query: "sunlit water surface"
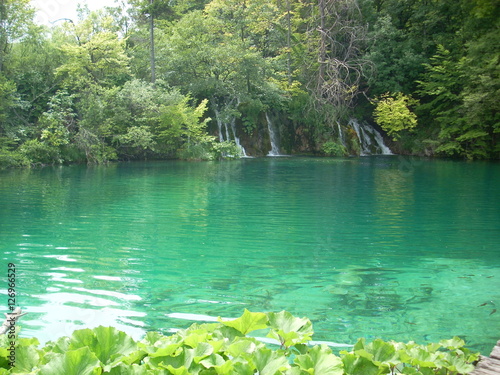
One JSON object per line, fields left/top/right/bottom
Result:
{"left": 1, "top": 157, "right": 499, "bottom": 353}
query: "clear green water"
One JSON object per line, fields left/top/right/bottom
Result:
{"left": 1, "top": 157, "right": 499, "bottom": 353}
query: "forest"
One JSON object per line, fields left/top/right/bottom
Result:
{"left": 0, "top": 0, "right": 498, "bottom": 166}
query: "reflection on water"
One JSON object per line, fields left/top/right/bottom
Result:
{"left": 0, "top": 158, "right": 499, "bottom": 353}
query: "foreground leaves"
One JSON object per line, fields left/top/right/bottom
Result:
{"left": 0, "top": 310, "right": 480, "bottom": 374}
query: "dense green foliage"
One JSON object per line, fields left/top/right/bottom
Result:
{"left": 0, "top": 0, "right": 498, "bottom": 167}
{"left": 1, "top": 310, "right": 479, "bottom": 374}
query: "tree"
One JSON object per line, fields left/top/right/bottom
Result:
{"left": 55, "top": 11, "right": 131, "bottom": 89}
{"left": 0, "top": 0, "right": 35, "bottom": 72}
{"left": 127, "top": 0, "right": 176, "bottom": 84}
{"left": 0, "top": 74, "right": 15, "bottom": 128}
{"left": 373, "top": 92, "right": 418, "bottom": 140}
{"left": 416, "top": 46, "right": 468, "bottom": 157}
{"left": 7, "top": 25, "right": 64, "bottom": 136}
{"left": 158, "top": 9, "right": 279, "bottom": 137}
{"left": 307, "top": 0, "right": 369, "bottom": 115}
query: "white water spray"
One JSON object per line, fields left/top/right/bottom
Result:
{"left": 349, "top": 119, "right": 392, "bottom": 155}
{"left": 230, "top": 117, "right": 247, "bottom": 157}
{"left": 265, "top": 113, "right": 281, "bottom": 156}
{"left": 213, "top": 101, "right": 249, "bottom": 157}
{"left": 337, "top": 121, "right": 345, "bottom": 146}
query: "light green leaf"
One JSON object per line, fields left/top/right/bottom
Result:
{"left": 439, "top": 337, "right": 465, "bottom": 350}
{"left": 151, "top": 348, "right": 195, "bottom": 371}
{"left": 342, "top": 353, "right": 380, "bottom": 375}
{"left": 164, "top": 365, "right": 190, "bottom": 375}
{"left": 401, "top": 367, "right": 423, "bottom": 374}
{"left": 368, "top": 339, "right": 399, "bottom": 365}
{"left": 192, "top": 342, "right": 213, "bottom": 363}
{"left": 405, "top": 347, "right": 438, "bottom": 368}
{"left": 446, "top": 356, "right": 475, "bottom": 373}
{"left": 210, "top": 357, "right": 235, "bottom": 374}
{"left": 183, "top": 332, "right": 210, "bottom": 348}
{"left": 140, "top": 331, "right": 165, "bottom": 347}
{"left": 106, "top": 363, "right": 153, "bottom": 375}
{"left": 232, "top": 358, "right": 256, "bottom": 374}
{"left": 294, "top": 345, "right": 343, "bottom": 375}
{"left": 252, "top": 347, "right": 290, "bottom": 375}
{"left": 39, "top": 347, "right": 102, "bottom": 375}
{"left": 267, "top": 311, "right": 313, "bottom": 347}
{"left": 199, "top": 353, "right": 226, "bottom": 367}
{"left": 68, "top": 328, "right": 98, "bottom": 351}
{"left": 227, "top": 337, "right": 260, "bottom": 357}
{"left": 219, "top": 309, "right": 268, "bottom": 335}
{"left": 11, "top": 345, "right": 40, "bottom": 373}
{"left": 92, "top": 326, "right": 138, "bottom": 365}
{"left": 147, "top": 343, "right": 182, "bottom": 358}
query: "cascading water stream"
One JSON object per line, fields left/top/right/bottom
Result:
{"left": 213, "top": 102, "right": 248, "bottom": 157}
{"left": 337, "top": 121, "right": 345, "bottom": 146}
{"left": 349, "top": 119, "right": 392, "bottom": 155}
{"left": 265, "top": 113, "right": 281, "bottom": 156}
{"left": 215, "top": 109, "right": 224, "bottom": 143}
{"left": 230, "top": 117, "right": 248, "bottom": 157}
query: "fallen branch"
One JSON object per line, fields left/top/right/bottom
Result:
{"left": 0, "top": 307, "right": 27, "bottom": 335}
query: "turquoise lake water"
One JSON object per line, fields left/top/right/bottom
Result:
{"left": 0, "top": 157, "right": 499, "bottom": 353}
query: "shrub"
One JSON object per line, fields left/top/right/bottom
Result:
{"left": 1, "top": 310, "right": 480, "bottom": 374}
{"left": 19, "top": 139, "right": 62, "bottom": 166}
{"left": 322, "top": 141, "right": 347, "bottom": 156}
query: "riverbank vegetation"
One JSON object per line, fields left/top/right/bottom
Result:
{"left": 0, "top": 0, "right": 498, "bottom": 167}
{"left": 1, "top": 310, "right": 480, "bottom": 374}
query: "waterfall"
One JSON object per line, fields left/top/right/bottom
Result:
{"left": 213, "top": 103, "right": 248, "bottom": 157}
{"left": 349, "top": 119, "right": 392, "bottom": 155}
{"left": 230, "top": 117, "right": 248, "bottom": 157}
{"left": 265, "top": 112, "right": 281, "bottom": 156}
{"left": 215, "top": 109, "right": 224, "bottom": 142}
{"left": 337, "top": 121, "right": 345, "bottom": 146}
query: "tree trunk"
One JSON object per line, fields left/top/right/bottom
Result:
{"left": 317, "top": 0, "right": 326, "bottom": 94}
{"left": 286, "top": 0, "right": 292, "bottom": 85}
{"left": 149, "top": 0, "right": 156, "bottom": 85}
{"left": 0, "top": 0, "right": 6, "bottom": 72}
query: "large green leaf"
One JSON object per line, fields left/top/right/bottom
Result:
{"left": 219, "top": 309, "right": 268, "bottom": 335}
{"left": 11, "top": 345, "right": 40, "bottom": 373}
{"left": 140, "top": 332, "right": 165, "bottom": 347}
{"left": 294, "top": 345, "right": 343, "bottom": 375}
{"left": 147, "top": 344, "right": 182, "bottom": 359}
{"left": 446, "top": 357, "right": 475, "bottom": 374}
{"left": 267, "top": 311, "right": 313, "bottom": 347}
{"left": 342, "top": 353, "right": 380, "bottom": 375}
{"left": 149, "top": 347, "right": 198, "bottom": 373}
{"left": 106, "top": 363, "right": 156, "bottom": 375}
{"left": 227, "top": 337, "right": 261, "bottom": 357}
{"left": 405, "top": 347, "right": 438, "bottom": 368}
{"left": 92, "top": 326, "right": 138, "bottom": 364}
{"left": 43, "top": 336, "right": 71, "bottom": 355}
{"left": 366, "top": 339, "right": 399, "bottom": 366}
{"left": 183, "top": 332, "right": 210, "bottom": 349}
{"left": 439, "top": 337, "right": 465, "bottom": 350}
{"left": 67, "top": 326, "right": 138, "bottom": 366}
{"left": 164, "top": 365, "right": 190, "bottom": 375}
{"left": 68, "top": 328, "right": 98, "bottom": 351}
{"left": 401, "top": 368, "right": 424, "bottom": 374}
{"left": 39, "top": 347, "right": 102, "bottom": 375}
{"left": 206, "top": 357, "right": 236, "bottom": 375}
{"left": 199, "top": 353, "right": 226, "bottom": 368}
{"left": 192, "top": 342, "right": 213, "bottom": 364}
{"left": 252, "top": 347, "right": 290, "bottom": 375}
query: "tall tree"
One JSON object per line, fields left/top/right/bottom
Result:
{"left": 127, "top": 0, "right": 175, "bottom": 84}
{"left": 307, "top": 0, "right": 369, "bottom": 117}
{"left": 0, "top": 0, "right": 34, "bottom": 72}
